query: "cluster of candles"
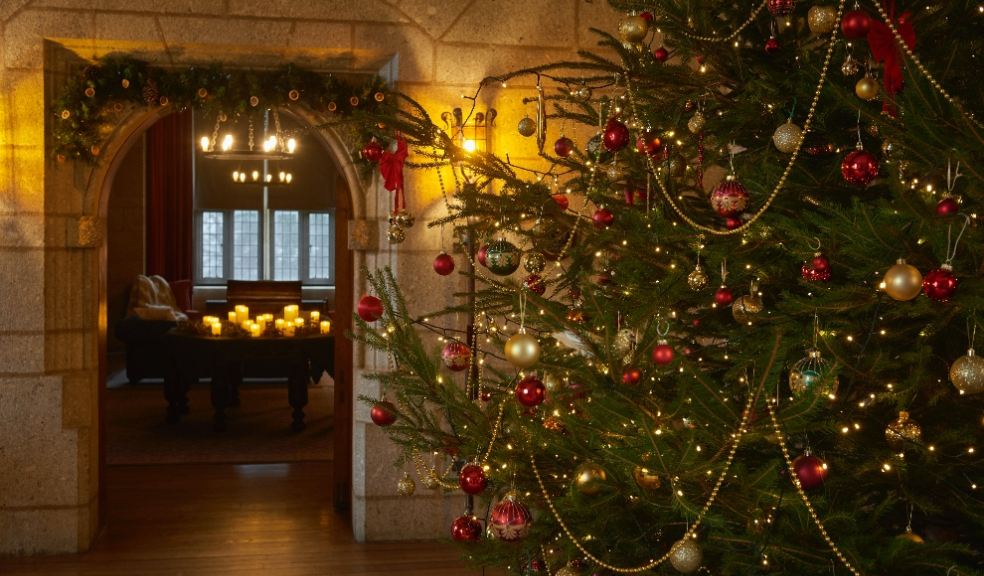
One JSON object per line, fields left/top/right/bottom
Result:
{"left": 200, "top": 304, "right": 331, "bottom": 337}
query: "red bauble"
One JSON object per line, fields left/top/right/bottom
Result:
{"left": 652, "top": 342, "right": 675, "bottom": 365}
{"left": 477, "top": 244, "right": 489, "bottom": 267}
{"left": 441, "top": 340, "right": 471, "bottom": 372}
{"left": 764, "top": 36, "right": 780, "bottom": 54}
{"left": 592, "top": 207, "right": 614, "bottom": 228}
{"left": 524, "top": 274, "right": 546, "bottom": 295}
{"left": 840, "top": 149, "right": 879, "bottom": 186}
{"left": 554, "top": 136, "right": 575, "bottom": 158}
{"left": 710, "top": 178, "right": 750, "bottom": 217}
{"left": 622, "top": 367, "right": 642, "bottom": 385}
{"left": 450, "top": 515, "right": 482, "bottom": 542}
{"left": 811, "top": 253, "right": 829, "bottom": 272}
{"left": 458, "top": 463, "right": 488, "bottom": 495}
{"left": 488, "top": 492, "right": 532, "bottom": 542}
{"left": 603, "top": 118, "right": 630, "bottom": 152}
{"left": 922, "top": 264, "right": 958, "bottom": 302}
{"left": 936, "top": 196, "right": 959, "bottom": 216}
{"left": 792, "top": 453, "right": 828, "bottom": 490}
{"left": 639, "top": 11, "right": 654, "bottom": 22}
{"left": 515, "top": 375, "right": 546, "bottom": 407}
{"left": 369, "top": 401, "right": 397, "bottom": 427}
{"left": 635, "top": 131, "right": 663, "bottom": 156}
{"left": 552, "top": 193, "right": 570, "bottom": 210}
{"left": 357, "top": 295, "right": 384, "bottom": 322}
{"left": 653, "top": 46, "right": 670, "bottom": 62}
{"left": 714, "top": 286, "right": 734, "bottom": 306}
{"left": 841, "top": 9, "right": 871, "bottom": 39}
{"left": 360, "top": 138, "right": 384, "bottom": 163}
{"left": 433, "top": 251, "right": 455, "bottom": 276}
{"left": 725, "top": 216, "right": 743, "bottom": 230}
{"left": 767, "top": 0, "right": 795, "bottom": 16}
{"left": 801, "top": 263, "right": 831, "bottom": 282}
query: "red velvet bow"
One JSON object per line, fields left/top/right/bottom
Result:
{"left": 867, "top": 0, "right": 915, "bottom": 117}
{"left": 379, "top": 137, "right": 408, "bottom": 212}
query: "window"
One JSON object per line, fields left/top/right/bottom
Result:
{"left": 193, "top": 110, "right": 337, "bottom": 285}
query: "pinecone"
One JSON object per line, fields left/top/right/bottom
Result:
{"left": 141, "top": 80, "right": 159, "bottom": 105}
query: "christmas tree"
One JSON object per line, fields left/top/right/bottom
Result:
{"left": 346, "top": 1, "right": 982, "bottom": 574}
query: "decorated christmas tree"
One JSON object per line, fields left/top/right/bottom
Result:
{"left": 345, "top": 1, "right": 982, "bottom": 574}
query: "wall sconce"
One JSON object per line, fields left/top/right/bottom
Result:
{"left": 442, "top": 107, "right": 496, "bottom": 154}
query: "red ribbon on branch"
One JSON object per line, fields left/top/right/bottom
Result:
{"left": 867, "top": 0, "right": 915, "bottom": 117}
{"left": 379, "top": 137, "right": 408, "bottom": 212}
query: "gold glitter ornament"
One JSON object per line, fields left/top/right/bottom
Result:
{"left": 614, "top": 328, "right": 636, "bottom": 356}
{"left": 554, "top": 564, "right": 579, "bottom": 576}
{"left": 669, "top": 537, "right": 703, "bottom": 573}
{"left": 397, "top": 472, "right": 416, "bottom": 496}
{"left": 808, "top": 5, "right": 838, "bottom": 34}
{"left": 732, "top": 295, "right": 764, "bottom": 324}
{"left": 618, "top": 14, "right": 649, "bottom": 43}
{"left": 387, "top": 224, "right": 406, "bottom": 244}
{"left": 573, "top": 462, "right": 607, "bottom": 495}
{"left": 687, "top": 264, "right": 709, "bottom": 291}
{"left": 897, "top": 529, "right": 925, "bottom": 544}
{"left": 687, "top": 111, "right": 706, "bottom": 134}
{"left": 517, "top": 116, "right": 536, "bottom": 137}
{"left": 772, "top": 119, "right": 803, "bottom": 154}
{"left": 841, "top": 53, "right": 860, "bottom": 76}
{"left": 950, "top": 348, "right": 984, "bottom": 395}
{"left": 632, "top": 466, "right": 661, "bottom": 490}
{"left": 885, "top": 411, "right": 922, "bottom": 450}
{"left": 523, "top": 251, "right": 546, "bottom": 274}
{"left": 882, "top": 258, "right": 923, "bottom": 301}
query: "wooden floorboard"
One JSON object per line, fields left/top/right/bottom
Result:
{"left": 0, "top": 462, "right": 491, "bottom": 576}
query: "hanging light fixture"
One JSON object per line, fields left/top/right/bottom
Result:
{"left": 199, "top": 109, "right": 298, "bottom": 160}
{"left": 230, "top": 168, "right": 293, "bottom": 186}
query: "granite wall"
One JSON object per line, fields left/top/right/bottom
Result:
{"left": 0, "top": 0, "right": 620, "bottom": 553}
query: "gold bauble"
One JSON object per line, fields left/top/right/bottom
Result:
{"left": 614, "top": 328, "right": 637, "bottom": 356}
{"left": 732, "top": 295, "right": 764, "bottom": 324}
{"left": 885, "top": 411, "right": 922, "bottom": 450}
{"left": 618, "top": 14, "right": 650, "bottom": 43}
{"left": 606, "top": 162, "right": 624, "bottom": 182}
{"left": 807, "top": 5, "right": 838, "bottom": 34}
{"left": 543, "top": 372, "right": 564, "bottom": 392}
{"left": 669, "top": 537, "right": 703, "bottom": 573}
{"left": 772, "top": 119, "right": 803, "bottom": 154}
{"left": 687, "top": 111, "right": 706, "bottom": 134}
{"left": 950, "top": 348, "right": 984, "bottom": 395}
{"left": 855, "top": 76, "right": 879, "bottom": 101}
{"left": 423, "top": 474, "right": 440, "bottom": 490}
{"left": 632, "top": 466, "right": 661, "bottom": 490}
{"left": 687, "top": 265, "right": 709, "bottom": 291}
{"left": 882, "top": 258, "right": 923, "bottom": 301}
{"left": 518, "top": 116, "right": 537, "bottom": 137}
{"left": 393, "top": 209, "right": 415, "bottom": 228}
{"left": 397, "top": 472, "right": 416, "bottom": 496}
{"left": 523, "top": 251, "right": 546, "bottom": 274}
{"left": 504, "top": 331, "right": 541, "bottom": 368}
{"left": 573, "top": 462, "right": 607, "bottom": 495}
{"left": 897, "top": 530, "right": 925, "bottom": 544}
{"left": 386, "top": 224, "right": 406, "bottom": 244}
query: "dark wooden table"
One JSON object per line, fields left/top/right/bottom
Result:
{"left": 162, "top": 330, "right": 334, "bottom": 431}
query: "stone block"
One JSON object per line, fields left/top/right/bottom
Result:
{"left": 61, "top": 372, "right": 95, "bottom": 429}
{"left": 157, "top": 15, "right": 293, "bottom": 50}
{"left": 442, "top": 0, "right": 576, "bottom": 47}
{"left": 352, "top": 23, "right": 434, "bottom": 83}
{"left": 361, "top": 493, "right": 457, "bottom": 540}
{"left": 389, "top": 0, "right": 468, "bottom": 40}
{"left": 0, "top": 506, "right": 79, "bottom": 555}
{"left": 93, "top": 13, "right": 163, "bottom": 43}
{"left": 0, "top": 376, "right": 78, "bottom": 508}
{"left": 228, "top": 0, "right": 408, "bottom": 23}
{"left": 44, "top": 250, "right": 87, "bottom": 332}
{"left": 0, "top": 250, "right": 44, "bottom": 331}
{"left": 43, "top": 331, "right": 86, "bottom": 372}
{"left": 0, "top": 144, "right": 45, "bottom": 214}
{"left": 3, "top": 10, "right": 95, "bottom": 70}
{"left": 435, "top": 44, "right": 576, "bottom": 85}
{"left": 0, "top": 213, "right": 43, "bottom": 249}
{"left": 30, "top": 0, "right": 225, "bottom": 14}
{"left": 285, "top": 22, "right": 352, "bottom": 52}
{"left": 577, "top": 0, "right": 623, "bottom": 49}
{"left": 0, "top": 333, "right": 44, "bottom": 373}
{"left": 6, "top": 70, "right": 44, "bottom": 149}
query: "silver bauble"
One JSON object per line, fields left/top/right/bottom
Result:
{"left": 669, "top": 537, "right": 703, "bottom": 573}
{"left": 687, "top": 111, "right": 706, "bottom": 134}
{"left": 772, "top": 120, "right": 803, "bottom": 154}
{"left": 393, "top": 210, "right": 415, "bottom": 228}
{"left": 732, "top": 294, "right": 764, "bottom": 324}
{"left": 950, "top": 348, "right": 984, "bottom": 395}
{"left": 523, "top": 251, "right": 546, "bottom": 274}
{"left": 789, "top": 348, "right": 837, "bottom": 398}
{"left": 841, "top": 54, "right": 860, "bottom": 76}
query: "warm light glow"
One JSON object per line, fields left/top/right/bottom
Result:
{"left": 221, "top": 134, "right": 234, "bottom": 151}
{"left": 251, "top": 170, "right": 260, "bottom": 181}
{"left": 286, "top": 138, "right": 297, "bottom": 153}
{"left": 200, "top": 136, "right": 211, "bottom": 151}
{"left": 462, "top": 139, "right": 477, "bottom": 153}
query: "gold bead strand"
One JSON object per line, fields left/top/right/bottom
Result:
{"left": 679, "top": 0, "right": 771, "bottom": 43}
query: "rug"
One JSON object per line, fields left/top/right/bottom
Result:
{"left": 105, "top": 382, "right": 334, "bottom": 465}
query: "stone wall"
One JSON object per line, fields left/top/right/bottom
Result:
{"left": 0, "top": 0, "right": 621, "bottom": 554}
{"left": 106, "top": 135, "right": 144, "bottom": 355}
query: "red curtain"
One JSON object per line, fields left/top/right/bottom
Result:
{"left": 145, "top": 110, "right": 193, "bottom": 282}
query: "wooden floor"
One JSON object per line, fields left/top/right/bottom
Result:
{"left": 0, "top": 462, "right": 487, "bottom": 576}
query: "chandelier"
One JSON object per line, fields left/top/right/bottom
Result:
{"left": 199, "top": 108, "right": 298, "bottom": 160}
{"left": 231, "top": 168, "right": 293, "bottom": 186}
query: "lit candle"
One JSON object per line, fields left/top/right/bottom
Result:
{"left": 249, "top": 323, "right": 261, "bottom": 338}
{"left": 211, "top": 322, "right": 222, "bottom": 336}
{"left": 241, "top": 320, "right": 251, "bottom": 331}
{"left": 228, "top": 311, "right": 237, "bottom": 324}
{"left": 275, "top": 318, "right": 286, "bottom": 331}
{"left": 283, "top": 305, "right": 298, "bottom": 322}
{"left": 320, "top": 320, "right": 331, "bottom": 335}
{"left": 235, "top": 305, "right": 249, "bottom": 321}
{"left": 285, "top": 324, "right": 295, "bottom": 337}
{"left": 294, "top": 317, "right": 305, "bottom": 328}
{"left": 310, "top": 311, "right": 320, "bottom": 323}
{"left": 258, "top": 319, "right": 267, "bottom": 333}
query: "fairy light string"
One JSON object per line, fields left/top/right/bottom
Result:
{"left": 624, "top": 0, "right": 847, "bottom": 236}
